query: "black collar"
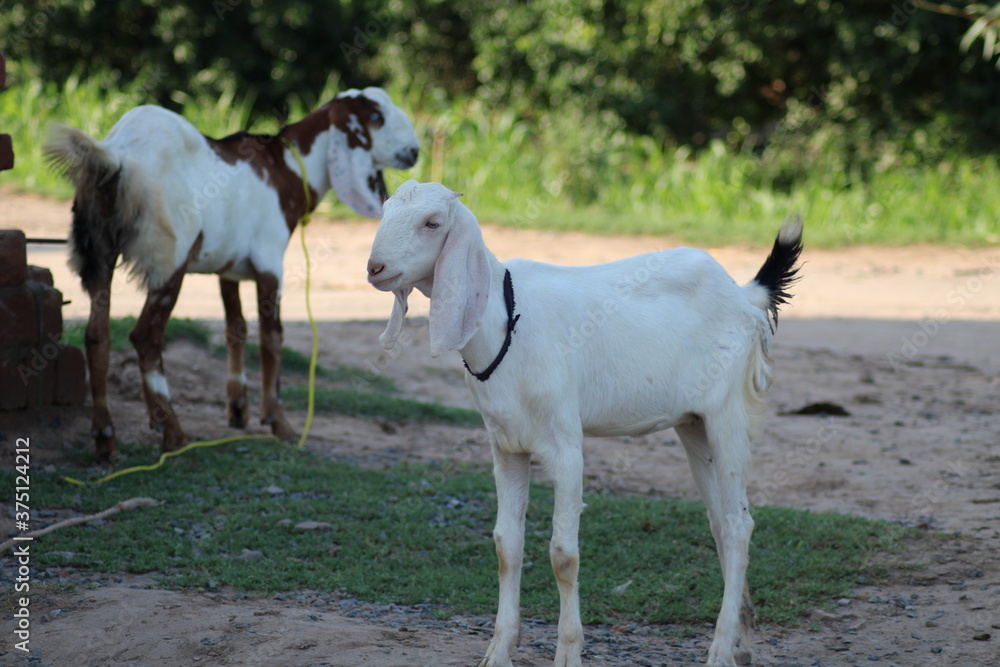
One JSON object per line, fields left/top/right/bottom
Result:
{"left": 463, "top": 269, "right": 520, "bottom": 382}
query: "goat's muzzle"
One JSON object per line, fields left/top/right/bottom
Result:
{"left": 367, "top": 260, "right": 400, "bottom": 290}
{"left": 395, "top": 146, "right": 420, "bottom": 169}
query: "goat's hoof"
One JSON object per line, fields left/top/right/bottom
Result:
{"left": 228, "top": 408, "right": 249, "bottom": 429}
{"left": 161, "top": 430, "right": 187, "bottom": 453}
{"left": 95, "top": 434, "right": 119, "bottom": 465}
{"left": 227, "top": 395, "right": 249, "bottom": 428}
{"left": 271, "top": 421, "right": 297, "bottom": 443}
{"left": 478, "top": 638, "right": 515, "bottom": 667}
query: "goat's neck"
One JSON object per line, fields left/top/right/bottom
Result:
{"left": 459, "top": 254, "right": 516, "bottom": 377}
{"left": 280, "top": 107, "right": 335, "bottom": 201}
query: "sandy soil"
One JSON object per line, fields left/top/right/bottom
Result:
{"left": 2, "top": 190, "right": 1000, "bottom": 666}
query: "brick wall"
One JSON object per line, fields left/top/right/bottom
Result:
{"left": 0, "top": 231, "right": 88, "bottom": 411}
{"left": 0, "top": 52, "right": 11, "bottom": 171}
{"left": 0, "top": 53, "right": 85, "bottom": 409}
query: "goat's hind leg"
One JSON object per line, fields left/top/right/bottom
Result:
{"left": 220, "top": 278, "right": 250, "bottom": 428}
{"left": 255, "top": 271, "right": 295, "bottom": 441}
{"left": 84, "top": 270, "right": 118, "bottom": 463}
{"left": 677, "top": 418, "right": 754, "bottom": 666}
{"left": 480, "top": 445, "right": 530, "bottom": 667}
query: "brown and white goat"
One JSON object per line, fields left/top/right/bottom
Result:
{"left": 44, "top": 87, "right": 419, "bottom": 462}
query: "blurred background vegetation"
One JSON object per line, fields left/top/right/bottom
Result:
{"left": 2, "top": 0, "right": 999, "bottom": 246}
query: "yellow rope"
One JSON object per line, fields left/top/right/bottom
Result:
{"left": 63, "top": 138, "right": 321, "bottom": 485}
{"left": 62, "top": 435, "right": 280, "bottom": 486}
{"left": 283, "top": 137, "right": 319, "bottom": 449}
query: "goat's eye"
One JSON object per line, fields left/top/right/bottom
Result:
{"left": 424, "top": 220, "right": 440, "bottom": 230}
{"left": 369, "top": 111, "right": 383, "bottom": 123}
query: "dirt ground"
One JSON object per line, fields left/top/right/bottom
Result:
{"left": 2, "top": 190, "right": 1000, "bottom": 666}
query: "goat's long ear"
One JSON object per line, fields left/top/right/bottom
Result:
{"left": 429, "top": 200, "right": 492, "bottom": 357}
{"left": 379, "top": 287, "right": 412, "bottom": 350}
{"left": 327, "top": 131, "right": 386, "bottom": 218}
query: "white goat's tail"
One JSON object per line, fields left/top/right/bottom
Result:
{"left": 740, "top": 214, "right": 803, "bottom": 438}
{"left": 746, "top": 214, "right": 803, "bottom": 328}
{"left": 43, "top": 125, "right": 150, "bottom": 291}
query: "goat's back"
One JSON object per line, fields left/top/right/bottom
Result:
{"left": 480, "top": 250, "right": 770, "bottom": 439}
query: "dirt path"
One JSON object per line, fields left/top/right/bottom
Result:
{"left": 2, "top": 191, "right": 1000, "bottom": 665}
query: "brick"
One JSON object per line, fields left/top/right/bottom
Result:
{"left": 27, "top": 351, "right": 56, "bottom": 408}
{"left": 55, "top": 345, "right": 87, "bottom": 405}
{"left": 0, "top": 285, "right": 38, "bottom": 346}
{"left": 36, "top": 284, "right": 64, "bottom": 342}
{"left": 0, "top": 354, "right": 31, "bottom": 410}
{"left": 0, "top": 229, "right": 27, "bottom": 287}
{"left": 27, "top": 265, "right": 54, "bottom": 287}
{"left": 0, "top": 135, "right": 12, "bottom": 172}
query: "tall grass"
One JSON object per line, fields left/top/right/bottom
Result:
{"left": 2, "top": 60, "right": 997, "bottom": 247}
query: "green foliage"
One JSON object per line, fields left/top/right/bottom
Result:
{"left": 14, "top": 445, "right": 913, "bottom": 625}
{"left": 5, "top": 1, "right": 1000, "bottom": 157}
{"left": 5, "top": 64, "right": 999, "bottom": 246}
{"left": 381, "top": 1, "right": 1000, "bottom": 160}
{"left": 0, "top": 0, "right": 383, "bottom": 114}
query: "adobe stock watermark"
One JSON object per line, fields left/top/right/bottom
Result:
{"left": 340, "top": 7, "right": 394, "bottom": 63}
{"left": 551, "top": 250, "right": 670, "bottom": 356}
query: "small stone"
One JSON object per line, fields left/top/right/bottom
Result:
{"left": 612, "top": 580, "right": 633, "bottom": 595}
{"left": 264, "top": 485, "right": 285, "bottom": 494}
{"left": 837, "top": 598, "right": 852, "bottom": 607}
{"left": 973, "top": 633, "right": 991, "bottom": 641}
{"left": 295, "top": 521, "right": 332, "bottom": 531}
{"left": 809, "top": 608, "right": 840, "bottom": 623}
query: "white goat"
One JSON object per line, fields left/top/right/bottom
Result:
{"left": 367, "top": 180, "right": 803, "bottom": 667}
{"left": 44, "top": 87, "right": 420, "bottom": 462}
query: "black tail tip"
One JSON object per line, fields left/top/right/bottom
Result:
{"left": 754, "top": 214, "right": 803, "bottom": 327}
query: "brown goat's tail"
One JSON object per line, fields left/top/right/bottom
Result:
{"left": 44, "top": 125, "right": 145, "bottom": 291}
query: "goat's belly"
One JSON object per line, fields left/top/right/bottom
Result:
{"left": 580, "top": 399, "right": 692, "bottom": 438}
{"left": 188, "top": 254, "right": 255, "bottom": 280}
{"left": 583, "top": 416, "right": 681, "bottom": 438}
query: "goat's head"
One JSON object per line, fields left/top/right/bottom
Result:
{"left": 367, "top": 180, "right": 492, "bottom": 356}
{"left": 327, "top": 87, "right": 420, "bottom": 218}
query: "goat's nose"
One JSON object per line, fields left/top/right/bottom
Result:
{"left": 367, "top": 260, "right": 385, "bottom": 277}
{"left": 396, "top": 146, "right": 419, "bottom": 168}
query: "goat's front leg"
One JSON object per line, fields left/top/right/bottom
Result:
{"left": 540, "top": 444, "right": 585, "bottom": 667}
{"left": 480, "top": 445, "right": 531, "bottom": 667}
{"left": 130, "top": 265, "right": 188, "bottom": 452}
{"left": 219, "top": 278, "right": 250, "bottom": 428}
{"left": 255, "top": 271, "right": 295, "bottom": 441}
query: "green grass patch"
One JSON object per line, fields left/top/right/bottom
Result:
{"left": 210, "top": 342, "right": 397, "bottom": 395}
{"left": 20, "top": 442, "right": 913, "bottom": 626}
{"left": 281, "top": 385, "right": 483, "bottom": 429}
{"left": 62, "top": 317, "right": 213, "bottom": 352}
